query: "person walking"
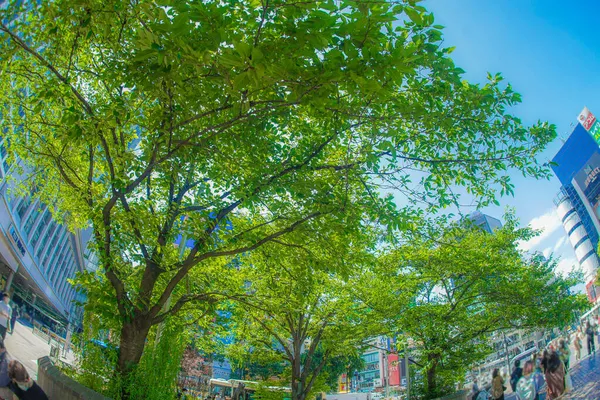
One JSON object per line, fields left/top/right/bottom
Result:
{"left": 543, "top": 351, "right": 565, "bottom": 400}
{"left": 585, "top": 321, "right": 596, "bottom": 355}
{"left": 491, "top": 368, "right": 505, "bottom": 400}
{"left": 516, "top": 361, "right": 537, "bottom": 400}
{"left": 558, "top": 338, "right": 571, "bottom": 371}
{"left": 510, "top": 360, "right": 523, "bottom": 392}
{"left": 7, "top": 360, "right": 49, "bottom": 400}
{"left": 9, "top": 305, "right": 19, "bottom": 335}
{"left": 0, "top": 295, "right": 11, "bottom": 341}
{"left": 530, "top": 354, "right": 545, "bottom": 400}
{"left": 573, "top": 327, "right": 582, "bottom": 361}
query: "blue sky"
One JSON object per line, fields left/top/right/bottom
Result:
{"left": 424, "top": 0, "right": 600, "bottom": 274}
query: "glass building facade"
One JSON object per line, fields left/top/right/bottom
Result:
{"left": 552, "top": 123, "right": 600, "bottom": 302}
{"left": 0, "top": 170, "right": 90, "bottom": 325}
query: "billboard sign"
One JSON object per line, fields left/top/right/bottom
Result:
{"left": 578, "top": 107, "right": 600, "bottom": 144}
{"left": 579, "top": 106, "right": 597, "bottom": 131}
{"left": 387, "top": 354, "right": 401, "bottom": 386}
{"left": 591, "top": 121, "right": 600, "bottom": 143}
{"left": 573, "top": 152, "right": 600, "bottom": 223}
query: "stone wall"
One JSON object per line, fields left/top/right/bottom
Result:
{"left": 36, "top": 356, "right": 110, "bottom": 400}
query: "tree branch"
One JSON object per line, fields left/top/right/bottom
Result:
{"left": 149, "top": 210, "right": 324, "bottom": 319}
{"left": 0, "top": 22, "right": 94, "bottom": 115}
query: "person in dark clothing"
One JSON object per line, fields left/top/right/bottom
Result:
{"left": 7, "top": 360, "right": 49, "bottom": 400}
{"left": 9, "top": 306, "right": 19, "bottom": 334}
{"left": 510, "top": 360, "right": 523, "bottom": 392}
{"left": 585, "top": 321, "right": 596, "bottom": 355}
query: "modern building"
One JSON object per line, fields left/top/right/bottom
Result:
{"left": 468, "top": 211, "right": 502, "bottom": 233}
{"left": 552, "top": 109, "right": 600, "bottom": 302}
{"left": 0, "top": 164, "right": 90, "bottom": 328}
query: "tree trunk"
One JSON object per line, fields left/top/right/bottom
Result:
{"left": 426, "top": 355, "right": 439, "bottom": 399}
{"left": 117, "top": 318, "right": 152, "bottom": 385}
{"left": 291, "top": 368, "right": 305, "bottom": 400}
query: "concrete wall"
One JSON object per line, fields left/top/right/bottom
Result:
{"left": 36, "top": 356, "right": 110, "bottom": 400}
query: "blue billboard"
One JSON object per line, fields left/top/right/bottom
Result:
{"left": 552, "top": 124, "right": 600, "bottom": 187}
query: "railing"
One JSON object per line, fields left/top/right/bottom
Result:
{"left": 32, "top": 322, "right": 66, "bottom": 351}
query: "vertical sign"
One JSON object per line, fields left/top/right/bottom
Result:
{"left": 579, "top": 106, "right": 600, "bottom": 144}
{"left": 387, "top": 354, "right": 401, "bottom": 386}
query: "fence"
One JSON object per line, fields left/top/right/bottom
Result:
{"left": 32, "top": 322, "right": 67, "bottom": 351}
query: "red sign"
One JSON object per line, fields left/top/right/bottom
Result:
{"left": 585, "top": 281, "right": 599, "bottom": 303}
{"left": 584, "top": 113, "right": 597, "bottom": 130}
{"left": 387, "top": 354, "right": 401, "bottom": 386}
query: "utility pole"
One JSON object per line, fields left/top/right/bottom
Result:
{"left": 503, "top": 333, "right": 511, "bottom": 378}
{"left": 384, "top": 351, "right": 389, "bottom": 400}
{"left": 404, "top": 347, "right": 410, "bottom": 400}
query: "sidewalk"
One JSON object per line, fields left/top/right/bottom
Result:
{"left": 4, "top": 320, "right": 75, "bottom": 379}
{"left": 560, "top": 350, "right": 600, "bottom": 399}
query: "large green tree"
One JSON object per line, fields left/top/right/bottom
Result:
{"left": 0, "top": 0, "right": 555, "bottom": 390}
{"left": 369, "top": 216, "right": 587, "bottom": 400}
{"left": 228, "top": 235, "right": 380, "bottom": 400}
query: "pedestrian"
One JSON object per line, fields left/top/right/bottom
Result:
{"left": 533, "top": 352, "right": 543, "bottom": 373}
{"left": 9, "top": 305, "right": 19, "bottom": 335}
{"left": 0, "top": 338, "right": 12, "bottom": 400}
{"left": 510, "top": 360, "right": 523, "bottom": 392}
{"left": 7, "top": 360, "right": 49, "bottom": 400}
{"left": 585, "top": 321, "right": 596, "bottom": 355}
{"left": 516, "top": 360, "right": 536, "bottom": 400}
{"left": 558, "top": 338, "right": 570, "bottom": 370}
{"left": 0, "top": 295, "right": 11, "bottom": 341}
{"left": 470, "top": 379, "right": 479, "bottom": 400}
{"left": 490, "top": 368, "right": 505, "bottom": 400}
{"left": 573, "top": 327, "right": 582, "bottom": 360}
{"left": 542, "top": 351, "right": 565, "bottom": 400}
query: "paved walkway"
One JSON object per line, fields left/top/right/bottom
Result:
{"left": 4, "top": 319, "right": 74, "bottom": 379}
{"left": 560, "top": 350, "right": 600, "bottom": 400}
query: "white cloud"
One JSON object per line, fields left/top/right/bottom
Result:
{"left": 553, "top": 236, "right": 568, "bottom": 253}
{"left": 542, "top": 247, "right": 552, "bottom": 258}
{"left": 555, "top": 257, "right": 578, "bottom": 277}
{"left": 518, "top": 209, "right": 563, "bottom": 251}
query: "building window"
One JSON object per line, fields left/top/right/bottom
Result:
{"left": 15, "top": 198, "right": 30, "bottom": 221}
{"left": 23, "top": 210, "right": 37, "bottom": 236}
{"left": 36, "top": 223, "right": 56, "bottom": 259}
{"left": 31, "top": 211, "right": 50, "bottom": 249}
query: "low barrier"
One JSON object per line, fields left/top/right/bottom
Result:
{"left": 36, "top": 356, "right": 110, "bottom": 400}
{"left": 433, "top": 390, "right": 468, "bottom": 400}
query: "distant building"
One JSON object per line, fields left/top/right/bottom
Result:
{"left": 352, "top": 337, "right": 405, "bottom": 394}
{"left": 551, "top": 109, "right": 600, "bottom": 302}
{"left": 468, "top": 211, "right": 502, "bottom": 233}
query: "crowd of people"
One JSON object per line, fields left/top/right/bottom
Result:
{"left": 470, "top": 318, "right": 600, "bottom": 400}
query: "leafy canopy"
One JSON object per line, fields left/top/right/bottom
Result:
{"left": 228, "top": 231, "right": 380, "bottom": 400}
{"left": 0, "top": 0, "right": 556, "bottom": 382}
{"left": 367, "top": 214, "right": 586, "bottom": 399}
